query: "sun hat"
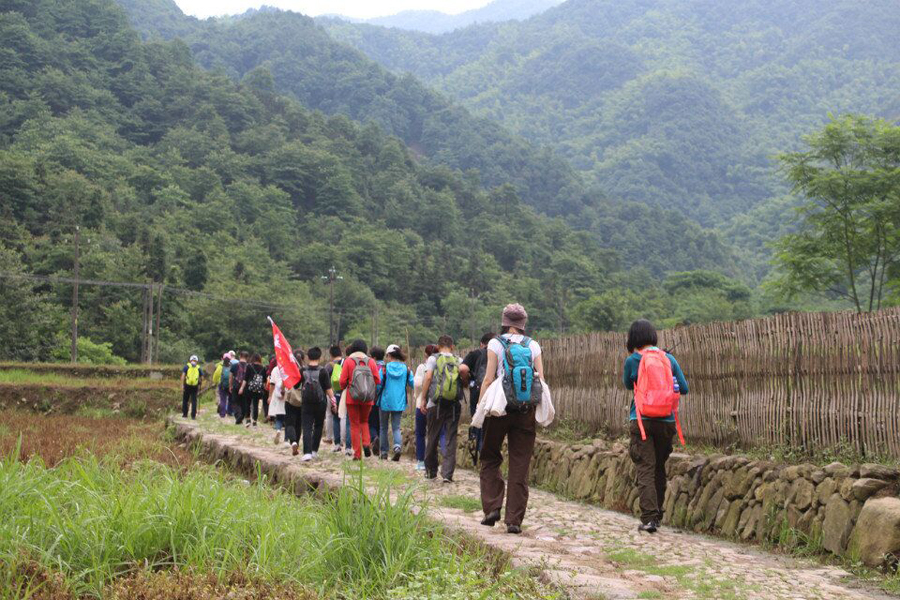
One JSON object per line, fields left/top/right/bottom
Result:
{"left": 501, "top": 303, "right": 528, "bottom": 330}
{"left": 385, "top": 344, "right": 401, "bottom": 355}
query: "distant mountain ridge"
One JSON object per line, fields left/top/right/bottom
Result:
{"left": 359, "top": 0, "right": 564, "bottom": 34}
{"left": 322, "top": 0, "right": 900, "bottom": 231}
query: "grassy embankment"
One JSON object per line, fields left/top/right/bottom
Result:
{"left": 0, "top": 406, "right": 557, "bottom": 600}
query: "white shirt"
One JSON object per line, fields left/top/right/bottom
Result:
{"left": 268, "top": 365, "right": 286, "bottom": 416}
{"left": 487, "top": 334, "right": 541, "bottom": 379}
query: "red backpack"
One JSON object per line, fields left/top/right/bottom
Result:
{"left": 634, "top": 348, "right": 685, "bottom": 445}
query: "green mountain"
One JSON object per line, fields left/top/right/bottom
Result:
{"left": 360, "top": 0, "right": 564, "bottom": 34}
{"left": 0, "top": 0, "right": 747, "bottom": 364}
{"left": 322, "top": 0, "right": 900, "bottom": 228}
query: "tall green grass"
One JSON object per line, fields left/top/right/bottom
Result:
{"left": 0, "top": 452, "right": 553, "bottom": 599}
{"left": 0, "top": 368, "right": 176, "bottom": 388}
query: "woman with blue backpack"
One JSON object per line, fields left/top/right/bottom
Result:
{"left": 478, "top": 303, "right": 544, "bottom": 535}
{"left": 378, "top": 344, "right": 415, "bottom": 461}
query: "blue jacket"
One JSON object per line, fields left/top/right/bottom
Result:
{"left": 379, "top": 361, "right": 414, "bottom": 412}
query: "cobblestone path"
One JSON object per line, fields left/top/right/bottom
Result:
{"left": 176, "top": 412, "right": 893, "bottom": 600}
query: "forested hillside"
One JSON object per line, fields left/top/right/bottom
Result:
{"left": 113, "top": 0, "right": 742, "bottom": 275}
{"left": 358, "top": 0, "right": 563, "bottom": 34}
{"left": 0, "top": 0, "right": 752, "bottom": 365}
{"left": 323, "top": 0, "right": 900, "bottom": 229}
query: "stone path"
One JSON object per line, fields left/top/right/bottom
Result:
{"left": 174, "top": 412, "right": 894, "bottom": 600}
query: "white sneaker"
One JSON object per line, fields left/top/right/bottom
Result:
{"left": 301, "top": 453, "right": 313, "bottom": 462}
{"left": 311, "top": 451, "right": 318, "bottom": 459}
{"left": 345, "top": 449, "right": 353, "bottom": 457}
{"left": 415, "top": 461, "right": 426, "bottom": 471}
{"left": 332, "top": 446, "right": 342, "bottom": 453}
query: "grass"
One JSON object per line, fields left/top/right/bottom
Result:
{"left": 438, "top": 495, "right": 482, "bottom": 513}
{"left": 0, "top": 368, "right": 178, "bottom": 388}
{"left": 0, "top": 410, "right": 196, "bottom": 468}
{"left": 0, "top": 428, "right": 557, "bottom": 599}
{"left": 605, "top": 548, "right": 756, "bottom": 600}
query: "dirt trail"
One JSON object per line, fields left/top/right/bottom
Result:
{"left": 175, "top": 411, "right": 895, "bottom": 600}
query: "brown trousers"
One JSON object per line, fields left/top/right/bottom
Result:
{"left": 479, "top": 408, "right": 536, "bottom": 527}
{"left": 629, "top": 420, "right": 676, "bottom": 524}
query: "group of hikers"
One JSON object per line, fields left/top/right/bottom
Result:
{"left": 181, "top": 304, "right": 689, "bottom": 535}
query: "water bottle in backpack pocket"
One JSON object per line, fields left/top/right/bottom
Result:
{"left": 499, "top": 337, "right": 542, "bottom": 410}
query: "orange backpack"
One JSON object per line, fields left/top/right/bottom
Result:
{"left": 634, "top": 348, "right": 685, "bottom": 445}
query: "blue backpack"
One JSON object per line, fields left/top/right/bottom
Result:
{"left": 498, "top": 336, "right": 542, "bottom": 409}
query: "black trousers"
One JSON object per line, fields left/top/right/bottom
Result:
{"left": 284, "top": 402, "right": 303, "bottom": 446}
{"left": 247, "top": 391, "right": 263, "bottom": 423}
{"left": 233, "top": 389, "right": 245, "bottom": 424}
{"left": 182, "top": 385, "right": 198, "bottom": 418}
{"left": 629, "top": 420, "right": 676, "bottom": 524}
{"left": 302, "top": 401, "right": 327, "bottom": 455}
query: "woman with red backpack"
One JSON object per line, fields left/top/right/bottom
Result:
{"left": 339, "top": 339, "right": 381, "bottom": 460}
{"left": 623, "top": 319, "right": 689, "bottom": 534}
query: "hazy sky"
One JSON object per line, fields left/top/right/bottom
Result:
{"left": 173, "top": 0, "right": 491, "bottom": 19}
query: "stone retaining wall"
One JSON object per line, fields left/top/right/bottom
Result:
{"left": 405, "top": 429, "right": 900, "bottom": 568}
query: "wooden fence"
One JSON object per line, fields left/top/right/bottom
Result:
{"left": 541, "top": 308, "right": 900, "bottom": 457}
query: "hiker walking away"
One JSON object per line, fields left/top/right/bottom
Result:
{"left": 479, "top": 304, "right": 542, "bottom": 534}
{"left": 225, "top": 351, "right": 238, "bottom": 416}
{"left": 420, "top": 335, "right": 470, "bottom": 482}
{"left": 369, "top": 346, "right": 385, "bottom": 456}
{"left": 379, "top": 344, "right": 415, "bottom": 461}
{"left": 231, "top": 351, "right": 249, "bottom": 424}
{"left": 298, "top": 347, "right": 335, "bottom": 461}
{"left": 240, "top": 353, "right": 268, "bottom": 427}
{"left": 339, "top": 339, "right": 381, "bottom": 460}
{"left": 213, "top": 354, "right": 231, "bottom": 418}
{"left": 623, "top": 319, "right": 688, "bottom": 534}
{"left": 283, "top": 350, "right": 306, "bottom": 456}
{"left": 181, "top": 355, "right": 203, "bottom": 419}
{"left": 413, "top": 344, "right": 437, "bottom": 471}
{"left": 325, "top": 345, "right": 350, "bottom": 454}
{"left": 268, "top": 357, "right": 287, "bottom": 444}
{"left": 463, "top": 332, "right": 493, "bottom": 459}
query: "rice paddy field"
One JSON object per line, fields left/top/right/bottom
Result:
{"left": 0, "top": 365, "right": 559, "bottom": 600}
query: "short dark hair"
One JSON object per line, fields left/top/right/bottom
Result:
{"left": 626, "top": 319, "right": 658, "bottom": 354}
{"left": 293, "top": 349, "right": 305, "bottom": 364}
{"left": 251, "top": 353, "right": 262, "bottom": 363}
{"left": 437, "top": 335, "right": 454, "bottom": 349}
{"left": 480, "top": 332, "right": 494, "bottom": 345}
{"left": 347, "top": 339, "right": 368, "bottom": 355}
{"left": 239, "top": 350, "right": 249, "bottom": 359}
{"left": 329, "top": 345, "right": 342, "bottom": 358}
{"left": 307, "top": 346, "right": 322, "bottom": 361}
{"left": 424, "top": 344, "right": 438, "bottom": 357}
{"left": 371, "top": 346, "right": 385, "bottom": 361}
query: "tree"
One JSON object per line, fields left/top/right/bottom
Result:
{"left": 770, "top": 115, "right": 900, "bottom": 312}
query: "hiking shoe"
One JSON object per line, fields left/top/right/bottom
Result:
{"left": 637, "top": 521, "right": 658, "bottom": 534}
{"left": 244, "top": 421, "right": 251, "bottom": 428}
{"left": 442, "top": 476, "right": 453, "bottom": 484}
{"left": 182, "top": 413, "right": 188, "bottom": 418}
{"left": 392, "top": 446, "right": 401, "bottom": 462}
{"left": 291, "top": 443, "right": 299, "bottom": 456}
{"left": 332, "top": 446, "right": 342, "bottom": 453}
{"left": 301, "top": 454, "right": 313, "bottom": 462}
{"left": 425, "top": 471, "right": 437, "bottom": 480}
{"left": 481, "top": 510, "right": 501, "bottom": 527}
{"left": 415, "top": 461, "right": 426, "bottom": 471}
{"left": 363, "top": 446, "right": 372, "bottom": 458}
{"left": 273, "top": 431, "right": 281, "bottom": 445}
{"left": 507, "top": 525, "right": 522, "bottom": 535}
{"left": 345, "top": 449, "right": 353, "bottom": 457}
{"left": 380, "top": 454, "right": 388, "bottom": 460}
{"left": 252, "top": 421, "right": 258, "bottom": 427}
{"left": 311, "top": 451, "right": 318, "bottom": 459}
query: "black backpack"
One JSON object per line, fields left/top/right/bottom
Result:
{"left": 301, "top": 366, "right": 326, "bottom": 405}
{"left": 473, "top": 348, "right": 489, "bottom": 390}
{"left": 247, "top": 365, "right": 265, "bottom": 394}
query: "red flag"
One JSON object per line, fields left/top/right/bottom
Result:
{"left": 269, "top": 317, "right": 302, "bottom": 389}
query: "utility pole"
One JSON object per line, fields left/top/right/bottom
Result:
{"left": 469, "top": 288, "right": 478, "bottom": 345}
{"left": 153, "top": 283, "right": 163, "bottom": 364}
{"left": 70, "top": 227, "right": 80, "bottom": 363}
{"left": 322, "top": 266, "right": 343, "bottom": 345}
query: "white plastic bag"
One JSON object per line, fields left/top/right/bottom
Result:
{"left": 535, "top": 379, "right": 555, "bottom": 427}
